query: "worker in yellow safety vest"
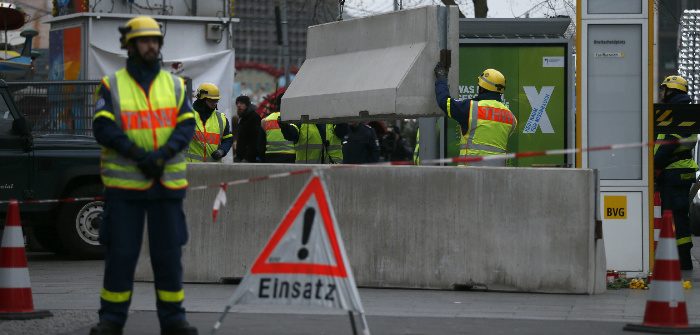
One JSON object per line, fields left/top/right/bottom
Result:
{"left": 260, "top": 92, "right": 295, "bottom": 163}
{"left": 434, "top": 62, "right": 517, "bottom": 166}
{"left": 278, "top": 107, "right": 348, "bottom": 164}
{"left": 654, "top": 74, "right": 698, "bottom": 270}
{"left": 90, "top": 16, "right": 198, "bottom": 335}
{"left": 186, "top": 82, "right": 233, "bottom": 162}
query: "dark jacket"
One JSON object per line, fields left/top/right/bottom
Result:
{"left": 381, "top": 131, "right": 412, "bottom": 162}
{"left": 655, "top": 91, "right": 695, "bottom": 185}
{"left": 234, "top": 106, "right": 262, "bottom": 162}
{"left": 93, "top": 57, "right": 195, "bottom": 199}
{"left": 342, "top": 123, "right": 380, "bottom": 164}
{"left": 193, "top": 99, "right": 233, "bottom": 157}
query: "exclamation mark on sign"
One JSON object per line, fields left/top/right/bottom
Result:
{"left": 297, "top": 207, "right": 315, "bottom": 260}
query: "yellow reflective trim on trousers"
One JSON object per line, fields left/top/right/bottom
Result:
{"left": 157, "top": 289, "right": 185, "bottom": 302}
{"left": 678, "top": 236, "right": 693, "bottom": 246}
{"left": 177, "top": 112, "right": 194, "bottom": 123}
{"left": 101, "top": 288, "right": 132, "bottom": 303}
{"left": 94, "top": 111, "right": 115, "bottom": 121}
{"left": 446, "top": 98, "right": 451, "bottom": 118}
{"left": 223, "top": 134, "right": 233, "bottom": 139}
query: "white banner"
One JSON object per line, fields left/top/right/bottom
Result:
{"left": 89, "top": 45, "right": 235, "bottom": 162}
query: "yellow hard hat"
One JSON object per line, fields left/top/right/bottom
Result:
{"left": 660, "top": 75, "right": 688, "bottom": 93}
{"left": 477, "top": 68, "right": 506, "bottom": 94}
{"left": 119, "top": 16, "right": 163, "bottom": 49}
{"left": 196, "top": 83, "right": 220, "bottom": 100}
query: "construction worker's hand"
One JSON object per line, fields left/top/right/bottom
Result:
{"left": 434, "top": 62, "right": 448, "bottom": 81}
{"left": 211, "top": 149, "right": 224, "bottom": 160}
{"left": 137, "top": 152, "right": 165, "bottom": 179}
{"left": 126, "top": 144, "right": 148, "bottom": 162}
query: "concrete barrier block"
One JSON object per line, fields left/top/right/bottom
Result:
{"left": 135, "top": 164, "right": 603, "bottom": 294}
{"left": 282, "top": 6, "right": 459, "bottom": 122}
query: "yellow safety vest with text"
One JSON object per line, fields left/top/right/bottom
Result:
{"left": 262, "top": 112, "right": 295, "bottom": 155}
{"left": 94, "top": 68, "right": 193, "bottom": 190}
{"left": 449, "top": 99, "right": 516, "bottom": 166}
{"left": 186, "top": 110, "right": 231, "bottom": 162}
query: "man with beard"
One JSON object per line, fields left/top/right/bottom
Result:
{"left": 234, "top": 95, "right": 262, "bottom": 162}
{"left": 90, "top": 16, "right": 197, "bottom": 335}
{"left": 186, "top": 83, "right": 233, "bottom": 162}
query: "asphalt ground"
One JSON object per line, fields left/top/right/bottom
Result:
{"left": 3, "top": 237, "right": 700, "bottom": 335}
{"left": 63, "top": 312, "right": 629, "bottom": 335}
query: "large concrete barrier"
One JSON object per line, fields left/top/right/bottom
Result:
{"left": 136, "top": 164, "right": 606, "bottom": 294}
{"left": 282, "top": 6, "right": 459, "bottom": 122}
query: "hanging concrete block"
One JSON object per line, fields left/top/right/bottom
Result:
{"left": 281, "top": 6, "right": 459, "bottom": 122}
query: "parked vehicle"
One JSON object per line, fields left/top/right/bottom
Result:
{"left": 0, "top": 79, "right": 103, "bottom": 258}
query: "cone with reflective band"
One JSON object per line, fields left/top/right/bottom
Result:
{"left": 624, "top": 210, "right": 700, "bottom": 333}
{"left": 0, "top": 200, "right": 51, "bottom": 320}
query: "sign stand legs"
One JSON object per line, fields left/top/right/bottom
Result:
{"left": 348, "top": 311, "right": 358, "bottom": 335}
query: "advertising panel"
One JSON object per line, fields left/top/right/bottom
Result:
{"left": 455, "top": 45, "right": 567, "bottom": 167}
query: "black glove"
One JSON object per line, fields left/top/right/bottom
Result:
{"left": 126, "top": 144, "right": 148, "bottom": 162}
{"left": 137, "top": 151, "right": 166, "bottom": 179}
{"left": 434, "top": 62, "right": 448, "bottom": 81}
{"left": 211, "top": 149, "right": 224, "bottom": 160}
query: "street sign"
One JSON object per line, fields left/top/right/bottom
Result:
{"left": 654, "top": 104, "right": 700, "bottom": 134}
{"left": 214, "top": 175, "right": 370, "bottom": 334}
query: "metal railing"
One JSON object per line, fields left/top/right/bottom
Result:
{"left": 7, "top": 81, "right": 101, "bottom": 136}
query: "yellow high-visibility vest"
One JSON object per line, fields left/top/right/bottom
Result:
{"left": 186, "top": 110, "right": 231, "bottom": 162}
{"left": 296, "top": 124, "right": 343, "bottom": 164}
{"left": 262, "top": 112, "right": 295, "bottom": 155}
{"left": 654, "top": 134, "right": 699, "bottom": 171}
{"left": 450, "top": 99, "right": 516, "bottom": 166}
{"left": 94, "top": 68, "right": 193, "bottom": 190}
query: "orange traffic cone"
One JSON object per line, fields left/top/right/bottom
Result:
{"left": 0, "top": 200, "right": 51, "bottom": 320}
{"left": 624, "top": 210, "right": 700, "bottom": 333}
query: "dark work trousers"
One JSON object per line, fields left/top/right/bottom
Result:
{"left": 659, "top": 181, "right": 694, "bottom": 249}
{"left": 98, "top": 198, "right": 188, "bottom": 328}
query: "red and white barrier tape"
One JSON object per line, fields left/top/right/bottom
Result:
{"left": 0, "top": 196, "right": 104, "bottom": 206}
{"left": 0, "top": 137, "right": 693, "bottom": 209}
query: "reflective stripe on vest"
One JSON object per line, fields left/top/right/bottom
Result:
{"left": 100, "top": 69, "right": 188, "bottom": 190}
{"left": 263, "top": 112, "right": 295, "bottom": 154}
{"left": 459, "top": 100, "right": 516, "bottom": 166}
{"left": 654, "top": 134, "right": 699, "bottom": 170}
{"left": 296, "top": 124, "right": 343, "bottom": 164}
{"left": 187, "top": 110, "right": 227, "bottom": 162}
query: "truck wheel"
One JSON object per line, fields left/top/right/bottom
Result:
{"left": 58, "top": 184, "right": 104, "bottom": 259}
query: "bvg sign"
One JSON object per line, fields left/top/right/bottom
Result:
{"left": 604, "top": 195, "right": 627, "bottom": 219}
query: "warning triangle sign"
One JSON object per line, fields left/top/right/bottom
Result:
{"left": 250, "top": 175, "right": 347, "bottom": 277}
{"left": 225, "top": 175, "right": 366, "bottom": 314}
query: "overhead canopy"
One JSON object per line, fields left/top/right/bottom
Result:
{"left": 282, "top": 6, "right": 459, "bottom": 123}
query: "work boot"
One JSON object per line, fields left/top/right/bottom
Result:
{"left": 89, "top": 320, "right": 123, "bottom": 335}
{"left": 161, "top": 320, "right": 198, "bottom": 335}
{"left": 679, "top": 245, "right": 693, "bottom": 270}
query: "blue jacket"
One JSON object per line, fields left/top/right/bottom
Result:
{"left": 435, "top": 78, "right": 503, "bottom": 135}
{"left": 342, "top": 123, "right": 380, "bottom": 164}
{"left": 93, "top": 58, "right": 195, "bottom": 199}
